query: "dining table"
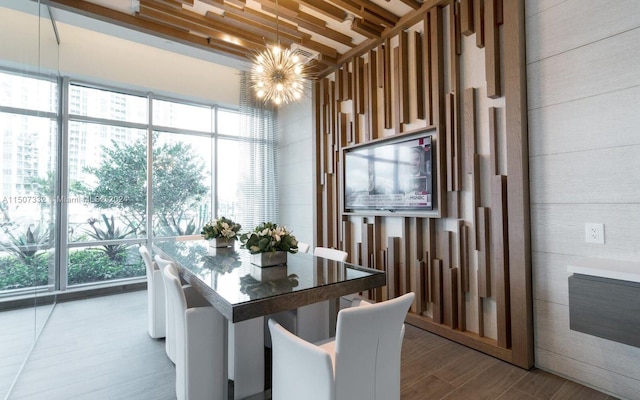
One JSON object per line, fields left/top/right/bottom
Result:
{"left": 153, "top": 238, "right": 386, "bottom": 400}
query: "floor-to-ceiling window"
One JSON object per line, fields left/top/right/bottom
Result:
{"left": 0, "top": 73, "right": 278, "bottom": 295}
{"left": 0, "top": 70, "right": 58, "bottom": 296}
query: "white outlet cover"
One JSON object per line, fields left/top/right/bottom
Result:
{"left": 585, "top": 223, "right": 605, "bottom": 244}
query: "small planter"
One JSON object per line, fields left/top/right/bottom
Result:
{"left": 250, "top": 251, "right": 287, "bottom": 267}
{"left": 250, "top": 264, "right": 287, "bottom": 281}
{"left": 209, "top": 237, "right": 235, "bottom": 248}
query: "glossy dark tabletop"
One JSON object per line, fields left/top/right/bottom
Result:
{"left": 153, "top": 239, "right": 386, "bottom": 322}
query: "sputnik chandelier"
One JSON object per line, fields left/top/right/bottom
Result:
{"left": 250, "top": 0, "right": 308, "bottom": 106}
{"left": 251, "top": 46, "right": 307, "bottom": 105}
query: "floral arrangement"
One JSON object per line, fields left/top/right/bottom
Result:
{"left": 239, "top": 222, "right": 299, "bottom": 254}
{"left": 201, "top": 217, "right": 242, "bottom": 241}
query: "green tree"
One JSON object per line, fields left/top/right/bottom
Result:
{"left": 83, "top": 136, "right": 209, "bottom": 234}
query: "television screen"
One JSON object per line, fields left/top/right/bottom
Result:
{"left": 344, "top": 133, "right": 434, "bottom": 212}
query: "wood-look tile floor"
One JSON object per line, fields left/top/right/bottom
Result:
{"left": 2, "top": 291, "right": 617, "bottom": 400}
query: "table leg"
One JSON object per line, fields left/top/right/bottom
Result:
{"left": 230, "top": 317, "right": 265, "bottom": 399}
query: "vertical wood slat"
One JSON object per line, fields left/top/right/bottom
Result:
{"left": 393, "top": 46, "right": 402, "bottom": 133}
{"left": 474, "top": 0, "right": 484, "bottom": 48}
{"left": 326, "top": 133, "right": 334, "bottom": 174}
{"left": 339, "top": 113, "right": 348, "bottom": 147}
{"left": 398, "top": 30, "right": 410, "bottom": 124}
{"left": 387, "top": 237, "right": 400, "bottom": 300}
{"left": 377, "top": 250, "right": 387, "bottom": 302}
{"left": 504, "top": 0, "right": 533, "bottom": 369}
{"left": 492, "top": 175, "right": 510, "bottom": 348}
{"left": 477, "top": 206, "right": 490, "bottom": 298}
{"left": 367, "top": 49, "right": 379, "bottom": 140}
{"left": 329, "top": 80, "right": 336, "bottom": 137}
{"left": 352, "top": 57, "right": 360, "bottom": 114}
{"left": 452, "top": 0, "right": 461, "bottom": 55}
{"left": 362, "top": 63, "right": 370, "bottom": 143}
{"left": 477, "top": 294, "right": 484, "bottom": 337}
{"left": 442, "top": 230, "right": 452, "bottom": 271}
{"left": 345, "top": 62, "right": 353, "bottom": 100}
{"left": 361, "top": 222, "right": 373, "bottom": 269}
{"left": 415, "top": 260, "right": 426, "bottom": 313}
{"left": 414, "top": 31, "right": 425, "bottom": 121}
{"left": 325, "top": 175, "right": 338, "bottom": 247}
{"left": 445, "top": 92, "right": 454, "bottom": 192}
{"left": 432, "top": 259, "right": 443, "bottom": 324}
{"left": 425, "top": 218, "right": 435, "bottom": 303}
{"left": 496, "top": 0, "right": 503, "bottom": 25}
{"left": 444, "top": 267, "right": 458, "bottom": 329}
{"left": 489, "top": 106, "right": 498, "bottom": 176}
{"left": 342, "top": 216, "right": 351, "bottom": 263}
{"left": 464, "top": 87, "right": 477, "bottom": 174}
{"left": 460, "top": 222, "right": 469, "bottom": 292}
{"left": 411, "top": 217, "right": 424, "bottom": 311}
{"left": 422, "top": 14, "right": 433, "bottom": 125}
{"left": 425, "top": 251, "right": 432, "bottom": 304}
{"left": 430, "top": 9, "right": 445, "bottom": 127}
{"left": 460, "top": 0, "right": 474, "bottom": 35}
{"left": 448, "top": 3, "right": 462, "bottom": 191}
{"left": 356, "top": 57, "right": 365, "bottom": 115}
{"left": 447, "top": 191, "right": 459, "bottom": 219}
{"left": 457, "top": 266, "right": 466, "bottom": 331}
{"left": 336, "top": 67, "right": 343, "bottom": 102}
{"left": 373, "top": 216, "right": 383, "bottom": 300}
{"left": 383, "top": 38, "right": 392, "bottom": 129}
{"left": 401, "top": 217, "right": 411, "bottom": 296}
{"left": 376, "top": 44, "right": 384, "bottom": 89}
{"left": 485, "top": 0, "right": 501, "bottom": 98}
{"left": 453, "top": 91, "right": 462, "bottom": 191}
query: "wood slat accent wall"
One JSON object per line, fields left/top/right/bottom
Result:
{"left": 313, "top": 0, "right": 532, "bottom": 369}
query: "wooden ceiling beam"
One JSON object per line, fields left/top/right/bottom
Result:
{"left": 300, "top": 0, "right": 346, "bottom": 23}
{"left": 351, "top": 17, "right": 383, "bottom": 38}
{"left": 255, "top": 0, "right": 300, "bottom": 20}
{"left": 139, "top": 2, "right": 266, "bottom": 49}
{"left": 44, "top": 0, "right": 249, "bottom": 62}
{"left": 205, "top": 10, "right": 308, "bottom": 45}
{"left": 296, "top": 19, "right": 354, "bottom": 47}
{"left": 350, "top": 0, "right": 400, "bottom": 25}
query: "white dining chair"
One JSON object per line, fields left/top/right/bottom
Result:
{"left": 297, "top": 241, "right": 310, "bottom": 254}
{"left": 163, "top": 262, "right": 226, "bottom": 400}
{"left": 157, "top": 256, "right": 264, "bottom": 397}
{"left": 268, "top": 292, "right": 414, "bottom": 400}
{"left": 139, "top": 245, "right": 165, "bottom": 339}
{"left": 155, "top": 255, "right": 181, "bottom": 363}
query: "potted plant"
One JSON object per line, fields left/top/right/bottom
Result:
{"left": 239, "top": 222, "right": 299, "bottom": 267}
{"left": 201, "top": 217, "right": 242, "bottom": 248}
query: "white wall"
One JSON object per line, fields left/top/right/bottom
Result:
{"left": 0, "top": 6, "right": 240, "bottom": 107}
{"left": 278, "top": 91, "right": 314, "bottom": 249}
{"left": 526, "top": 1, "right": 640, "bottom": 398}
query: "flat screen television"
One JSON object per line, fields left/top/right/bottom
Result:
{"left": 344, "top": 132, "right": 435, "bottom": 213}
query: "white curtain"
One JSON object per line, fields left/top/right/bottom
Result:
{"left": 237, "top": 71, "right": 279, "bottom": 231}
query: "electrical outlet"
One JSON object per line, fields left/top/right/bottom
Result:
{"left": 585, "top": 223, "right": 605, "bottom": 244}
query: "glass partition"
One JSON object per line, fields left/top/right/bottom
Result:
{"left": 0, "top": 1, "right": 59, "bottom": 398}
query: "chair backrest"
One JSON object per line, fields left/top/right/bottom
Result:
{"left": 297, "top": 242, "right": 310, "bottom": 254}
{"left": 313, "top": 247, "right": 348, "bottom": 262}
{"left": 333, "top": 292, "right": 414, "bottom": 400}
{"left": 163, "top": 263, "right": 188, "bottom": 348}
{"left": 139, "top": 245, "right": 156, "bottom": 281}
